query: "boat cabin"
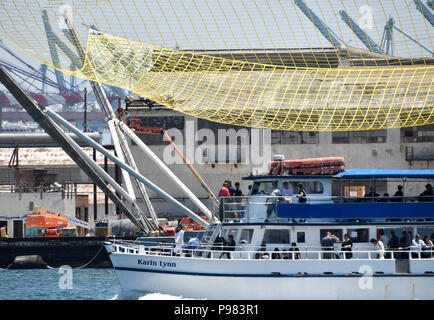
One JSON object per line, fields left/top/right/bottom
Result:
{"left": 213, "top": 168, "right": 434, "bottom": 266}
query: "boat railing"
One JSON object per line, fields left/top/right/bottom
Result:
{"left": 108, "top": 240, "right": 434, "bottom": 261}
{"left": 219, "top": 195, "right": 434, "bottom": 223}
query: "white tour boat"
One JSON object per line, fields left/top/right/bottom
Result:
{"left": 105, "top": 160, "right": 434, "bottom": 300}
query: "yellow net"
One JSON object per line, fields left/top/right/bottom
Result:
{"left": 0, "top": 0, "right": 433, "bottom": 131}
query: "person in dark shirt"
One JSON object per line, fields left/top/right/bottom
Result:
{"left": 271, "top": 248, "right": 281, "bottom": 259}
{"left": 233, "top": 182, "right": 243, "bottom": 220}
{"left": 288, "top": 242, "right": 302, "bottom": 259}
{"left": 296, "top": 183, "right": 307, "bottom": 203}
{"left": 212, "top": 236, "right": 225, "bottom": 251}
{"left": 221, "top": 235, "right": 236, "bottom": 259}
{"left": 321, "top": 232, "right": 340, "bottom": 259}
{"left": 234, "top": 182, "right": 243, "bottom": 197}
{"left": 388, "top": 231, "right": 400, "bottom": 249}
{"left": 341, "top": 233, "right": 353, "bottom": 259}
{"left": 391, "top": 185, "right": 404, "bottom": 202}
{"left": 399, "top": 230, "right": 412, "bottom": 248}
{"left": 419, "top": 184, "right": 434, "bottom": 202}
{"left": 365, "top": 187, "right": 380, "bottom": 201}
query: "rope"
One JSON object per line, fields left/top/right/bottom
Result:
{"left": 74, "top": 235, "right": 110, "bottom": 269}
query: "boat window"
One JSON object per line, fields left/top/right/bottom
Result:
{"left": 297, "top": 232, "right": 305, "bottom": 243}
{"left": 240, "top": 229, "right": 254, "bottom": 244}
{"left": 346, "top": 228, "right": 369, "bottom": 242}
{"left": 220, "top": 229, "right": 228, "bottom": 239}
{"left": 263, "top": 229, "right": 290, "bottom": 244}
{"left": 320, "top": 229, "right": 343, "bottom": 242}
{"left": 290, "top": 181, "right": 323, "bottom": 194}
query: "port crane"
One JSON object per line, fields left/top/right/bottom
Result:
{"left": 414, "top": 0, "right": 434, "bottom": 27}
{"left": 338, "top": 10, "right": 383, "bottom": 54}
{"left": 295, "top": 1, "right": 433, "bottom": 57}
{"left": 380, "top": 17, "right": 434, "bottom": 56}
{"left": 293, "top": 0, "right": 343, "bottom": 49}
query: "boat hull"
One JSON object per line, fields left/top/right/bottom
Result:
{"left": 106, "top": 248, "right": 434, "bottom": 300}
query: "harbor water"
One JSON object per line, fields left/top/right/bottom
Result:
{"left": 0, "top": 268, "right": 189, "bottom": 300}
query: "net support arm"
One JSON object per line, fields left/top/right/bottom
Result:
{"left": 117, "top": 120, "right": 215, "bottom": 221}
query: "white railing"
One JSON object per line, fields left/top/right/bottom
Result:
{"left": 108, "top": 240, "right": 434, "bottom": 261}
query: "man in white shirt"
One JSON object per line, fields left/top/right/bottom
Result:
{"left": 174, "top": 224, "right": 185, "bottom": 256}
{"left": 410, "top": 234, "right": 426, "bottom": 258}
{"left": 370, "top": 238, "right": 385, "bottom": 259}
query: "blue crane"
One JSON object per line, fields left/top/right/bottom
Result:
{"left": 293, "top": 0, "right": 342, "bottom": 48}
{"left": 414, "top": 0, "right": 434, "bottom": 27}
{"left": 42, "top": 10, "right": 83, "bottom": 93}
{"left": 339, "top": 10, "right": 384, "bottom": 54}
{"left": 380, "top": 18, "right": 394, "bottom": 56}
{"left": 381, "top": 17, "right": 434, "bottom": 56}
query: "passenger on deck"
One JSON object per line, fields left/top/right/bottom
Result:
{"left": 399, "top": 230, "right": 412, "bottom": 250}
{"left": 234, "top": 182, "right": 243, "bottom": 198}
{"left": 288, "top": 242, "right": 302, "bottom": 259}
{"left": 379, "top": 193, "right": 390, "bottom": 202}
{"left": 378, "top": 229, "right": 389, "bottom": 246}
{"left": 218, "top": 182, "right": 231, "bottom": 199}
{"left": 321, "top": 232, "right": 340, "bottom": 259}
{"left": 370, "top": 238, "right": 385, "bottom": 259}
{"left": 418, "top": 183, "right": 434, "bottom": 202}
{"left": 392, "top": 185, "right": 404, "bottom": 202}
{"left": 341, "top": 234, "right": 353, "bottom": 259}
{"left": 255, "top": 244, "right": 269, "bottom": 259}
{"left": 422, "top": 235, "right": 433, "bottom": 258}
{"left": 173, "top": 224, "right": 185, "bottom": 256}
{"left": 220, "top": 235, "right": 236, "bottom": 259}
{"left": 265, "top": 181, "right": 282, "bottom": 222}
{"left": 271, "top": 248, "right": 281, "bottom": 259}
{"left": 226, "top": 180, "right": 236, "bottom": 197}
{"left": 365, "top": 187, "right": 379, "bottom": 201}
{"left": 296, "top": 183, "right": 307, "bottom": 204}
{"left": 281, "top": 182, "right": 293, "bottom": 203}
{"left": 387, "top": 231, "right": 400, "bottom": 249}
{"left": 218, "top": 182, "right": 231, "bottom": 221}
{"left": 410, "top": 234, "right": 426, "bottom": 258}
{"left": 233, "top": 182, "right": 243, "bottom": 220}
{"left": 212, "top": 236, "right": 225, "bottom": 251}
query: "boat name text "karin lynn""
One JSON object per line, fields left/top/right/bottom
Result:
{"left": 137, "top": 259, "right": 176, "bottom": 268}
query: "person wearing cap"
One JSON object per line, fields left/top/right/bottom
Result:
{"left": 418, "top": 183, "right": 433, "bottom": 202}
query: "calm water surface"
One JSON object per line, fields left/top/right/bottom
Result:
{"left": 0, "top": 268, "right": 189, "bottom": 300}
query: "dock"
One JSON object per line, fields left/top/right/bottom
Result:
{"left": 0, "top": 236, "right": 135, "bottom": 269}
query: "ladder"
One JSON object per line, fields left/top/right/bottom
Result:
{"left": 198, "top": 223, "right": 222, "bottom": 258}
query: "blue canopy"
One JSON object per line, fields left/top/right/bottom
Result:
{"left": 335, "top": 169, "right": 434, "bottom": 179}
